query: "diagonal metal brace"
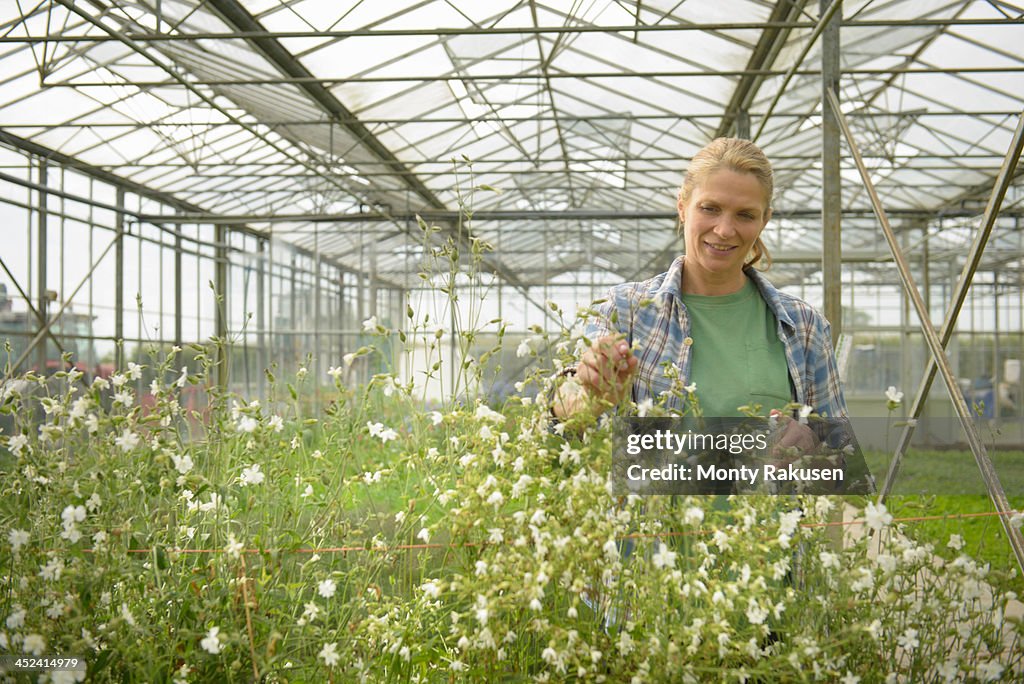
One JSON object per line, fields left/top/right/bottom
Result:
{"left": 825, "top": 89, "right": 1024, "bottom": 574}
{"left": 880, "top": 113, "right": 1024, "bottom": 501}
{"left": 0, "top": 256, "right": 70, "bottom": 365}
{"left": 6, "top": 235, "right": 119, "bottom": 379}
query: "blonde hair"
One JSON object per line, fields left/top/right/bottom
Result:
{"left": 678, "top": 137, "right": 774, "bottom": 269}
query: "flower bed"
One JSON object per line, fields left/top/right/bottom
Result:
{"left": 1, "top": 346, "right": 1022, "bottom": 683}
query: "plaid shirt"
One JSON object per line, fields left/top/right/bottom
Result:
{"left": 584, "top": 255, "right": 848, "bottom": 418}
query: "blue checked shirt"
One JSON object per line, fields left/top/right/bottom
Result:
{"left": 584, "top": 255, "right": 848, "bottom": 418}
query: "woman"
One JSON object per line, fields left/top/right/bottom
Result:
{"left": 553, "top": 137, "right": 847, "bottom": 454}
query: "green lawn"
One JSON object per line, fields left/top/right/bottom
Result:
{"left": 863, "top": 449, "right": 1024, "bottom": 590}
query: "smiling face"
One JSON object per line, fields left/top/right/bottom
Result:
{"left": 678, "top": 169, "right": 772, "bottom": 295}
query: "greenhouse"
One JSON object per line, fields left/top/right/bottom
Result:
{"left": 0, "top": 0, "right": 1022, "bottom": 681}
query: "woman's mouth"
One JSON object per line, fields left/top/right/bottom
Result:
{"left": 704, "top": 242, "right": 736, "bottom": 253}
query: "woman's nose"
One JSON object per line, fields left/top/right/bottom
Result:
{"left": 713, "top": 217, "right": 738, "bottom": 238}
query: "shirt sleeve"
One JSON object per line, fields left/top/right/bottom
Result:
{"left": 808, "top": 314, "right": 849, "bottom": 419}
{"left": 583, "top": 288, "right": 623, "bottom": 342}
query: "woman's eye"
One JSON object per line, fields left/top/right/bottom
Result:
{"left": 700, "top": 205, "right": 718, "bottom": 213}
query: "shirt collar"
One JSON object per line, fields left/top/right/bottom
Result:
{"left": 655, "top": 255, "right": 687, "bottom": 301}
{"left": 659, "top": 255, "right": 796, "bottom": 329}
{"left": 744, "top": 265, "right": 796, "bottom": 328}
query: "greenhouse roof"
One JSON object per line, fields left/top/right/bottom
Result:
{"left": 1, "top": 0, "right": 1022, "bottom": 287}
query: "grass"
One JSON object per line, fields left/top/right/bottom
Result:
{"left": 863, "top": 449, "right": 1024, "bottom": 591}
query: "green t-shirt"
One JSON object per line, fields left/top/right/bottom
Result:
{"left": 679, "top": 277, "right": 791, "bottom": 417}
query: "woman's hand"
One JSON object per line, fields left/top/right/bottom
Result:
{"left": 553, "top": 335, "right": 638, "bottom": 420}
{"left": 769, "top": 409, "right": 818, "bottom": 459}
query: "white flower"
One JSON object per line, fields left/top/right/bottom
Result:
{"left": 298, "top": 602, "right": 320, "bottom": 625}
{"left": 475, "top": 405, "right": 504, "bottom": 423}
{"left": 429, "top": 411, "right": 443, "bottom": 426}
{"left": 362, "top": 315, "right": 379, "bottom": 332}
{"left": 115, "top": 429, "right": 140, "bottom": 453}
{"left": 684, "top": 506, "right": 705, "bottom": 526}
{"left": 896, "top": 627, "right": 918, "bottom": 651}
{"left": 319, "top": 642, "right": 340, "bottom": 667}
{"left": 198, "top": 492, "right": 222, "bottom": 512}
{"left": 840, "top": 673, "right": 861, "bottom": 684}
{"left": 268, "top": 415, "right": 284, "bottom": 433}
{"left": 127, "top": 362, "right": 143, "bottom": 380}
{"left": 417, "top": 528, "right": 430, "bottom": 544}
{"left": 301, "top": 484, "right": 314, "bottom": 498}
{"left": 9, "top": 528, "right": 29, "bottom": 552}
{"left": 1010, "top": 511, "right": 1023, "bottom": 530}
{"left": 420, "top": 579, "right": 441, "bottom": 599}
{"left": 976, "top": 660, "right": 1004, "bottom": 682}
{"left": 6, "top": 606, "right": 25, "bottom": 629}
{"left": 819, "top": 551, "right": 839, "bottom": 570}
{"left": 296, "top": 367, "right": 308, "bottom": 381}
{"left": 652, "top": 543, "right": 677, "bottom": 570}
{"left": 637, "top": 398, "right": 654, "bottom": 417}
{"left": 113, "top": 389, "right": 133, "bottom": 407}
{"left": 318, "top": 578, "right": 337, "bottom": 599}
{"left": 684, "top": 382, "right": 697, "bottom": 394}
{"left": 224, "top": 534, "right": 244, "bottom": 559}
{"left": 327, "top": 366, "right": 343, "bottom": 381}
{"left": 200, "top": 626, "right": 223, "bottom": 654}
{"left": 475, "top": 595, "right": 490, "bottom": 626}
{"left": 947, "top": 534, "right": 964, "bottom": 551}
{"left": 120, "top": 602, "right": 136, "bottom": 627}
{"left": 172, "top": 453, "right": 194, "bottom": 475}
{"left": 343, "top": 352, "right": 357, "bottom": 367}
{"left": 173, "top": 663, "right": 191, "bottom": 684}
{"left": 885, "top": 386, "right": 903, "bottom": 405}
{"left": 175, "top": 366, "right": 189, "bottom": 388}
{"left": 8, "top": 433, "right": 29, "bottom": 456}
{"left": 746, "top": 599, "right": 768, "bottom": 625}
{"left": 874, "top": 553, "right": 897, "bottom": 574}
{"left": 798, "top": 404, "right": 813, "bottom": 423}
{"left": 864, "top": 501, "right": 893, "bottom": 531}
{"left": 69, "top": 396, "right": 91, "bottom": 420}
{"left": 237, "top": 416, "right": 258, "bottom": 433}
{"left": 23, "top": 633, "right": 46, "bottom": 656}
{"left": 865, "top": 618, "right": 883, "bottom": 640}
{"left": 516, "top": 340, "right": 532, "bottom": 358}
{"left": 39, "top": 557, "right": 63, "bottom": 580}
{"left": 239, "top": 464, "right": 265, "bottom": 486}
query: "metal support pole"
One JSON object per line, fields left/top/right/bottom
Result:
{"left": 314, "top": 223, "right": 321, "bottom": 412}
{"left": 174, "top": 217, "right": 183, "bottom": 346}
{"left": 257, "top": 238, "right": 266, "bottom": 397}
{"left": 114, "top": 188, "right": 124, "bottom": 371}
{"left": 215, "top": 224, "right": 228, "bottom": 388}
{"left": 828, "top": 92, "right": 1024, "bottom": 572}
{"left": 821, "top": 0, "right": 842, "bottom": 342}
{"left": 36, "top": 161, "right": 48, "bottom": 374}
{"left": 736, "top": 110, "right": 750, "bottom": 140}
